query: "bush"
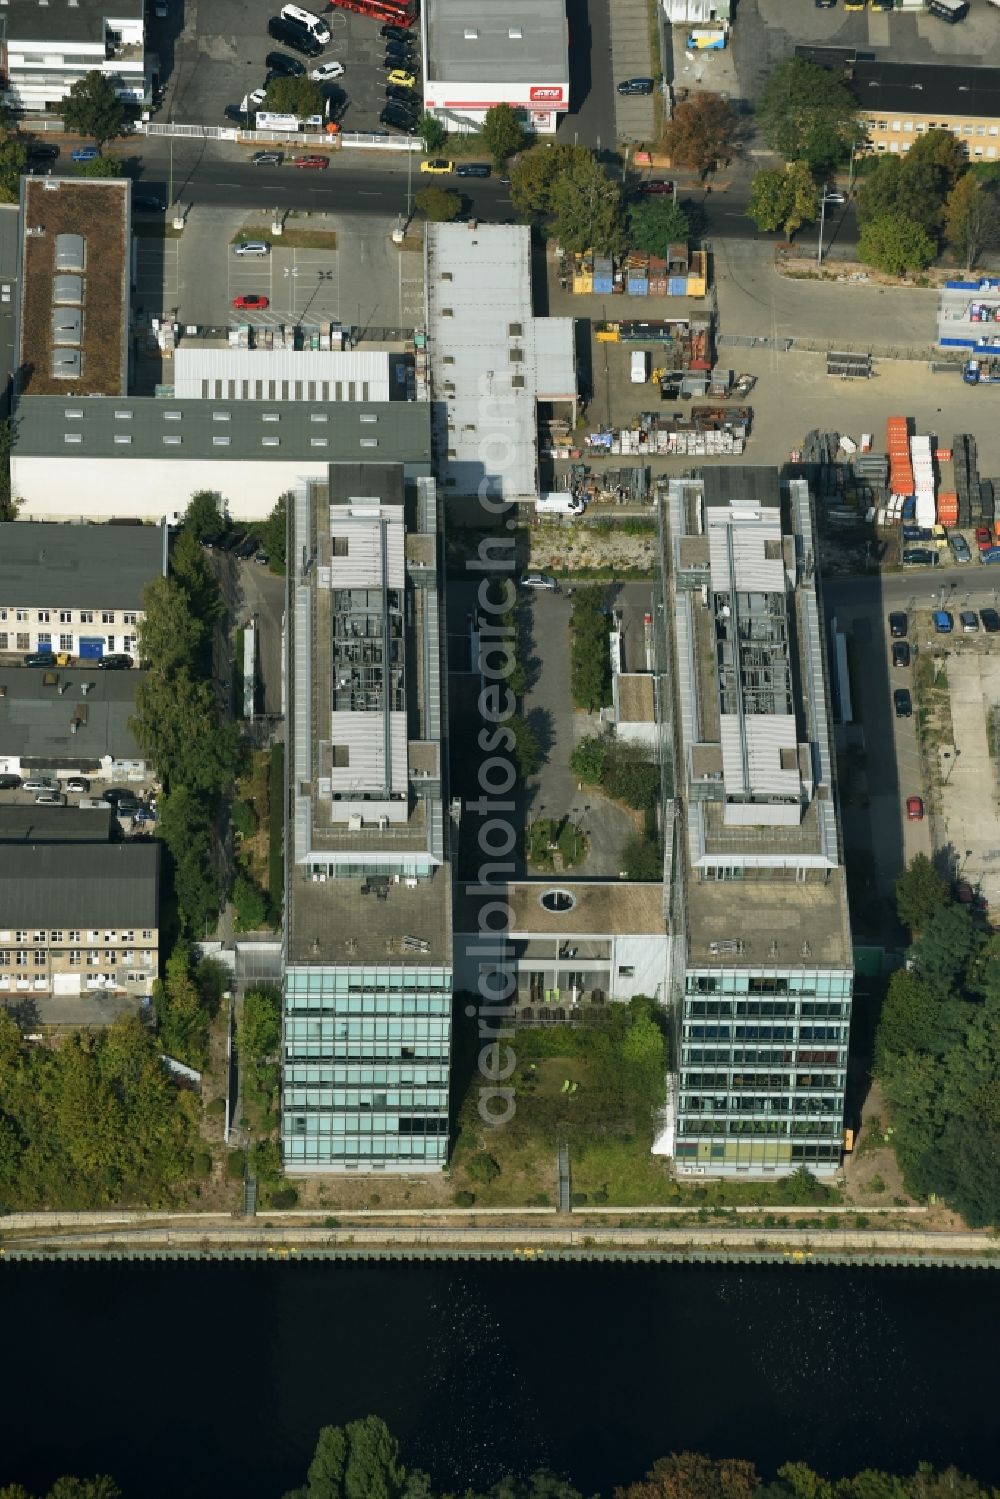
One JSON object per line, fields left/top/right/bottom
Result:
{"left": 592, "top": 1188, "right": 609, "bottom": 1204}
{"left": 231, "top": 799, "right": 258, "bottom": 837}
{"left": 570, "top": 735, "right": 608, "bottom": 784}
{"left": 232, "top": 874, "right": 267, "bottom": 933}
{"left": 571, "top": 1191, "right": 589, "bottom": 1206}
{"left": 454, "top": 1189, "right": 476, "bottom": 1207}
{"left": 206, "top": 1096, "right": 227, "bottom": 1119}
{"left": 250, "top": 1137, "right": 282, "bottom": 1182}
{"left": 226, "top": 1149, "right": 247, "bottom": 1181}
{"left": 267, "top": 1186, "right": 299, "bottom": 1209}
{"left": 467, "top": 1152, "right": 501, "bottom": 1185}
{"left": 619, "top": 833, "right": 661, "bottom": 880}
{"left": 193, "top": 1149, "right": 213, "bottom": 1179}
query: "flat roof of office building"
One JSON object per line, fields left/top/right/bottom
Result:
{"left": 426, "top": 0, "right": 568, "bottom": 83}
{"left": 12, "top": 394, "right": 433, "bottom": 464}
{"left": 0, "top": 804, "right": 112, "bottom": 842}
{"left": 0, "top": 521, "right": 164, "bottom": 609}
{"left": 848, "top": 60, "right": 1000, "bottom": 120}
{"left": 0, "top": 841, "right": 158, "bottom": 928}
{"left": 0, "top": 666, "right": 144, "bottom": 767}
{"left": 18, "top": 177, "right": 129, "bottom": 397}
{"left": 3, "top": 0, "right": 143, "bottom": 43}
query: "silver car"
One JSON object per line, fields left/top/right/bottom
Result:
{"left": 521, "top": 573, "right": 559, "bottom": 591}
{"left": 233, "top": 240, "right": 270, "bottom": 258}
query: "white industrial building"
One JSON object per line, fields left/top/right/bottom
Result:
{"left": 1, "top": 0, "right": 148, "bottom": 113}
{"left": 422, "top": 0, "right": 569, "bottom": 135}
{"left": 425, "top": 223, "right": 576, "bottom": 502}
{"left": 172, "top": 347, "right": 404, "bottom": 404}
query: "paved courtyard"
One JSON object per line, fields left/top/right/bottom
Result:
{"left": 933, "top": 649, "right": 1000, "bottom": 913}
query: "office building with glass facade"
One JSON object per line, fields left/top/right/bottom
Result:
{"left": 282, "top": 461, "right": 452, "bottom": 1173}
{"left": 657, "top": 467, "right": 853, "bottom": 1177}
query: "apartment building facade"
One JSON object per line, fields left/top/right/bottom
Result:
{"left": 657, "top": 467, "right": 853, "bottom": 1178}
{"left": 282, "top": 458, "right": 453, "bottom": 1174}
{"left": 850, "top": 61, "right": 1000, "bottom": 160}
{"left": 0, "top": 521, "right": 164, "bottom": 660}
{"left": 0, "top": 842, "right": 159, "bottom": 1001}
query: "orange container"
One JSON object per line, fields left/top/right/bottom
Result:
{"left": 935, "top": 449, "right": 953, "bottom": 461}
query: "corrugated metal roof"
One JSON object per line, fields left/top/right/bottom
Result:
{"left": 173, "top": 348, "right": 394, "bottom": 402}
{"left": 0, "top": 841, "right": 158, "bottom": 927}
{"left": 426, "top": 0, "right": 568, "bottom": 84}
{"left": 0, "top": 521, "right": 163, "bottom": 608}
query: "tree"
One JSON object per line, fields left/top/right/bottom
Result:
{"left": 619, "top": 1452, "right": 760, "bottom": 1499}
{"left": 619, "top": 834, "right": 661, "bottom": 880}
{"left": 548, "top": 150, "right": 626, "bottom": 254}
{"left": 910, "top": 904, "right": 980, "bottom": 1000}
{"left": 756, "top": 59, "right": 862, "bottom": 176}
{"left": 136, "top": 576, "right": 208, "bottom": 678}
{"left": 627, "top": 195, "right": 690, "bottom": 258}
{"left": 184, "top": 489, "right": 224, "bottom": 541}
{"left": 0, "top": 415, "right": 18, "bottom": 520}
{"left": 945, "top": 174, "right": 1000, "bottom": 271}
{"left": 74, "top": 154, "right": 121, "bottom": 178}
{"left": 481, "top": 103, "right": 524, "bottom": 168}
{"left": 874, "top": 970, "right": 940, "bottom": 1071}
{"left": 284, "top": 1416, "right": 413, "bottom": 1499}
{"left": 61, "top": 71, "right": 126, "bottom": 148}
{"left": 155, "top": 942, "right": 210, "bottom": 1068}
{"left": 508, "top": 714, "right": 541, "bottom": 777}
{"left": 417, "top": 113, "right": 447, "bottom": 153}
{"left": 746, "top": 161, "right": 819, "bottom": 237}
{"left": 232, "top": 874, "right": 268, "bottom": 933}
{"left": 510, "top": 144, "right": 580, "bottom": 217}
{"left": 264, "top": 75, "right": 324, "bottom": 118}
{"left": 569, "top": 589, "right": 612, "bottom": 708}
{"left": 896, "top": 853, "right": 951, "bottom": 932}
{"left": 256, "top": 493, "right": 288, "bottom": 574}
{"left": 0, "top": 129, "right": 28, "bottom": 204}
{"left": 169, "top": 527, "right": 223, "bottom": 633}
{"left": 569, "top": 735, "right": 608, "bottom": 784}
{"left": 857, "top": 212, "right": 935, "bottom": 277}
{"left": 241, "top": 988, "right": 281, "bottom": 1059}
{"left": 466, "top": 1151, "right": 501, "bottom": 1184}
{"left": 414, "top": 186, "right": 462, "bottom": 222}
{"left": 662, "top": 93, "right": 738, "bottom": 176}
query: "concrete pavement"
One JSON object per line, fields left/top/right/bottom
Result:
{"left": 608, "top": 0, "right": 657, "bottom": 145}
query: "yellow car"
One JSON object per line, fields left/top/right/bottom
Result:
{"left": 386, "top": 68, "right": 417, "bottom": 89}
{"left": 420, "top": 158, "right": 454, "bottom": 175}
{"left": 843, "top": 1, "right": 866, "bottom": 9}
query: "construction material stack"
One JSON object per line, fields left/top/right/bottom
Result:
{"left": 911, "top": 432, "right": 936, "bottom": 529}
{"left": 953, "top": 434, "right": 979, "bottom": 529}
{"left": 936, "top": 444, "right": 958, "bottom": 528}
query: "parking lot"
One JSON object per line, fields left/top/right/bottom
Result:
{"left": 162, "top": 0, "right": 421, "bottom": 134}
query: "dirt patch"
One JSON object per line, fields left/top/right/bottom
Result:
{"left": 20, "top": 178, "right": 128, "bottom": 396}
{"left": 529, "top": 522, "right": 656, "bottom": 577}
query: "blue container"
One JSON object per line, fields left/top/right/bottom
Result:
{"left": 627, "top": 278, "right": 648, "bottom": 296}
{"left": 902, "top": 496, "right": 916, "bottom": 521}
{"left": 593, "top": 274, "right": 613, "bottom": 294}
{"left": 668, "top": 276, "right": 687, "bottom": 296}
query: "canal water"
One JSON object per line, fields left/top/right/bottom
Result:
{"left": 1, "top": 1261, "right": 997, "bottom": 1498}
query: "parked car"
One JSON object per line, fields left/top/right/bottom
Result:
{"left": 455, "top": 163, "right": 491, "bottom": 178}
{"left": 384, "top": 84, "right": 419, "bottom": 106}
{"left": 102, "top": 788, "right": 133, "bottom": 805}
{"left": 267, "top": 15, "right": 323, "bottom": 58}
{"left": 949, "top": 532, "right": 972, "bottom": 563}
{"left": 35, "top": 792, "right": 67, "bottom": 806}
{"left": 420, "top": 158, "right": 454, "bottom": 175}
{"left": 266, "top": 50, "right": 306, "bottom": 76}
{"left": 23, "top": 777, "right": 56, "bottom": 793}
{"left": 976, "top": 526, "right": 993, "bottom": 552}
{"left": 381, "top": 23, "right": 411, "bottom": 40}
{"left": 98, "top": 654, "right": 133, "bottom": 670}
{"left": 902, "top": 547, "right": 939, "bottom": 566}
{"left": 906, "top": 795, "right": 925, "bottom": 821}
{"left": 521, "top": 573, "right": 559, "bottom": 591}
{"left": 293, "top": 155, "right": 329, "bottom": 169}
{"left": 617, "top": 77, "right": 654, "bottom": 96}
{"left": 27, "top": 143, "right": 59, "bottom": 170}
{"left": 255, "top": 551, "right": 270, "bottom": 566}
{"left": 66, "top": 777, "right": 90, "bottom": 793}
{"left": 385, "top": 68, "right": 417, "bottom": 88}
{"left": 235, "top": 536, "right": 259, "bottom": 559}
{"left": 133, "top": 195, "right": 166, "bottom": 212}
{"left": 891, "top": 641, "right": 911, "bottom": 668}
{"left": 310, "top": 60, "right": 345, "bottom": 81}
{"left": 248, "top": 87, "right": 268, "bottom": 109}
{"left": 251, "top": 151, "right": 284, "bottom": 166}
{"left": 636, "top": 179, "right": 673, "bottom": 195}
{"left": 234, "top": 241, "right": 270, "bottom": 257}
{"left": 0, "top": 774, "right": 22, "bottom": 790}
{"left": 960, "top": 609, "right": 980, "bottom": 633}
{"left": 933, "top": 610, "right": 954, "bottom": 634}
{"left": 224, "top": 104, "right": 248, "bottom": 124}
{"left": 71, "top": 146, "right": 99, "bottom": 163}
{"left": 888, "top": 611, "right": 908, "bottom": 638}
{"left": 894, "top": 688, "right": 913, "bottom": 719}
{"left": 824, "top": 188, "right": 846, "bottom": 204}
{"left": 23, "top": 651, "right": 55, "bottom": 667}
{"left": 981, "top": 607, "right": 1000, "bottom": 633}
{"left": 380, "top": 104, "right": 418, "bottom": 131}
{"left": 233, "top": 293, "right": 270, "bottom": 310}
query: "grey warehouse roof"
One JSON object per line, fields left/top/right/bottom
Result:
{"left": 0, "top": 667, "right": 145, "bottom": 766}
{"left": 0, "top": 804, "right": 112, "bottom": 842}
{"left": 0, "top": 521, "right": 164, "bottom": 609}
{"left": 2, "top": 0, "right": 144, "bottom": 43}
{"left": 0, "top": 841, "right": 159, "bottom": 927}
{"left": 12, "top": 395, "right": 433, "bottom": 466}
{"left": 427, "top": 0, "right": 568, "bottom": 83}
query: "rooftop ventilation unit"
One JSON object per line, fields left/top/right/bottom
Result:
{"left": 55, "top": 233, "right": 85, "bottom": 272}
{"left": 508, "top": 25, "right": 523, "bottom": 38}
{"left": 464, "top": 27, "right": 478, "bottom": 38}
{"left": 51, "top": 307, "right": 82, "bottom": 346}
{"left": 53, "top": 274, "right": 83, "bottom": 306}
{"left": 51, "top": 349, "right": 81, "bottom": 380}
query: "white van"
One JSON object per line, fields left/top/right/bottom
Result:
{"left": 630, "top": 350, "right": 650, "bottom": 384}
{"left": 535, "top": 492, "right": 586, "bottom": 516}
{"left": 280, "top": 4, "right": 332, "bottom": 43}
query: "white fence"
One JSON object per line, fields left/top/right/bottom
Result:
{"left": 136, "top": 121, "right": 422, "bottom": 151}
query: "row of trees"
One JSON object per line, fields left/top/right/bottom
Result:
{"left": 747, "top": 58, "right": 1000, "bottom": 274}
{"left": 874, "top": 856, "right": 1000, "bottom": 1226}
{"left": 0, "top": 1011, "right": 202, "bottom": 1209}
{"left": 282, "top": 1417, "right": 998, "bottom": 1499}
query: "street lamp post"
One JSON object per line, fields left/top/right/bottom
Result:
{"left": 817, "top": 188, "right": 839, "bottom": 266}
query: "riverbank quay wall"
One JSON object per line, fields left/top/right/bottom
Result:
{"left": 2, "top": 1217, "right": 999, "bottom": 1265}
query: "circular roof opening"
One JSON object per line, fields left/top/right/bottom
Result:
{"left": 539, "top": 888, "right": 577, "bottom": 914}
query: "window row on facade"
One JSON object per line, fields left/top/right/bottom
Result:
{"left": 285, "top": 992, "right": 452, "bottom": 1016}
{"left": 685, "top": 972, "right": 852, "bottom": 998}
{"left": 283, "top": 1088, "right": 450, "bottom": 1111}
{"left": 681, "top": 1094, "right": 844, "bottom": 1114}
{"left": 0, "top": 950, "right": 153, "bottom": 966}
{"left": 285, "top": 966, "right": 450, "bottom": 992}
{"left": 284, "top": 1043, "right": 450, "bottom": 1062}
{"left": 682, "top": 1047, "right": 846, "bottom": 1067}
{"left": 0, "top": 929, "right": 154, "bottom": 944}
{"left": 283, "top": 1137, "right": 449, "bottom": 1161}
{"left": 683, "top": 1025, "right": 849, "bottom": 1042}
{"left": 283, "top": 1112, "right": 448, "bottom": 1134}
{"left": 682, "top": 1071, "right": 846, "bottom": 1091}
{"left": 283, "top": 1064, "right": 450, "bottom": 1087}
{"left": 685, "top": 1000, "right": 851, "bottom": 1018}
{"left": 285, "top": 1018, "right": 450, "bottom": 1042}
{"left": 675, "top": 1141, "right": 840, "bottom": 1162}
{"left": 0, "top": 608, "right": 137, "bottom": 625}
{"left": 678, "top": 1117, "right": 842, "bottom": 1137}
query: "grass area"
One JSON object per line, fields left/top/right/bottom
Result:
{"left": 233, "top": 750, "right": 272, "bottom": 900}
{"left": 231, "top": 223, "right": 338, "bottom": 250}
{"left": 913, "top": 652, "right": 954, "bottom": 771}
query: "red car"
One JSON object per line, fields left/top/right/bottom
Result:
{"left": 232, "top": 293, "right": 269, "bottom": 310}
{"left": 906, "top": 795, "right": 925, "bottom": 822}
{"left": 293, "top": 155, "right": 328, "bottom": 169}
{"left": 976, "top": 526, "right": 993, "bottom": 552}
{"left": 637, "top": 179, "right": 673, "bottom": 195}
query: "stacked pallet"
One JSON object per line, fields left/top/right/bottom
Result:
{"left": 953, "top": 434, "right": 980, "bottom": 529}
